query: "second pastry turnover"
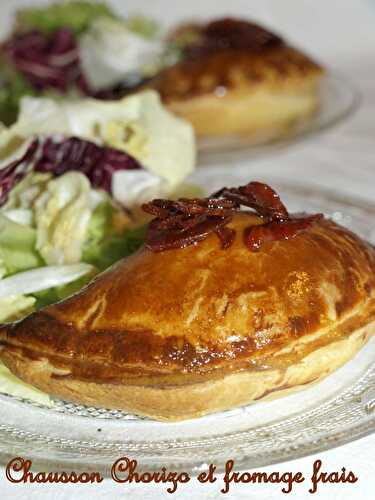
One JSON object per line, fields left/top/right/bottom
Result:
{"left": 148, "top": 18, "right": 324, "bottom": 138}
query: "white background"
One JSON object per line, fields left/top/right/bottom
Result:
{"left": 0, "top": 0, "right": 375, "bottom": 498}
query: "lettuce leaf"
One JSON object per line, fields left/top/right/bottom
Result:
{"left": 0, "top": 257, "right": 5, "bottom": 279}
{"left": 31, "top": 266, "right": 96, "bottom": 308}
{"left": 0, "top": 63, "right": 36, "bottom": 126}
{"left": 83, "top": 225, "right": 146, "bottom": 271}
{"left": 82, "top": 201, "right": 146, "bottom": 270}
{"left": 0, "top": 213, "right": 43, "bottom": 275}
{"left": 0, "top": 263, "right": 94, "bottom": 299}
{"left": 34, "top": 172, "right": 106, "bottom": 265}
{"left": 8, "top": 92, "right": 196, "bottom": 189}
{"left": 4, "top": 171, "right": 51, "bottom": 211}
{"left": 15, "top": 1, "right": 116, "bottom": 35}
{"left": 33, "top": 203, "right": 146, "bottom": 308}
{"left": 126, "top": 15, "right": 160, "bottom": 40}
{"left": 0, "top": 361, "right": 53, "bottom": 406}
{"left": 0, "top": 294, "right": 36, "bottom": 322}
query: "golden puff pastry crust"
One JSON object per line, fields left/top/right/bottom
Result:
{"left": 146, "top": 19, "right": 324, "bottom": 137}
{"left": 1, "top": 210, "right": 375, "bottom": 421}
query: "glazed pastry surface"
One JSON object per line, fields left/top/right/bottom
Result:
{"left": 2, "top": 213, "right": 375, "bottom": 387}
{"left": 150, "top": 46, "right": 322, "bottom": 105}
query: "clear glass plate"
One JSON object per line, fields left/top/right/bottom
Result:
{"left": 197, "top": 73, "right": 360, "bottom": 166}
{"left": 0, "top": 178, "right": 375, "bottom": 474}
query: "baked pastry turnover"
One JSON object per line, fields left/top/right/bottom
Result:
{"left": 147, "top": 18, "right": 324, "bottom": 137}
{"left": 1, "top": 181, "right": 375, "bottom": 421}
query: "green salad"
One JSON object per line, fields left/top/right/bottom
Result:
{"left": 0, "top": 89, "right": 196, "bottom": 324}
{"left": 0, "top": 170, "right": 146, "bottom": 322}
{"left": 15, "top": 0, "right": 116, "bottom": 35}
{"left": 0, "top": 1, "right": 167, "bottom": 124}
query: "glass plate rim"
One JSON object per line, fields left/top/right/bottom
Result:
{"left": 1, "top": 362, "right": 375, "bottom": 474}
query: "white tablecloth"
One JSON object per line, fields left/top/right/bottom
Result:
{"left": 0, "top": 0, "right": 374, "bottom": 498}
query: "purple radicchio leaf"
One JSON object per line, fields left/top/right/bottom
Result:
{"left": 2, "top": 28, "right": 148, "bottom": 98}
{"left": 34, "top": 136, "right": 143, "bottom": 193}
{"left": 2, "top": 29, "right": 82, "bottom": 92}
